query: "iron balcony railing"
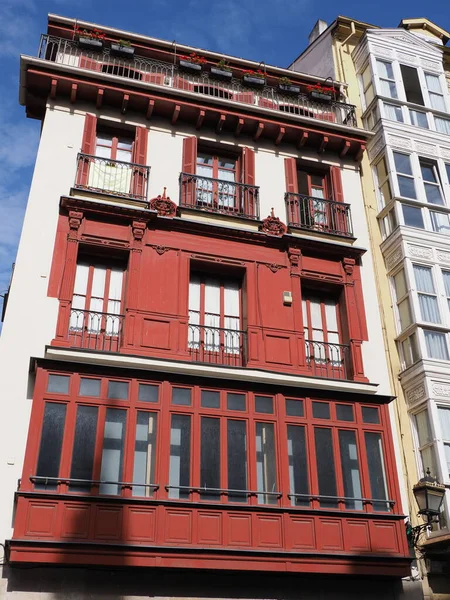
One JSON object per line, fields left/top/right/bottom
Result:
{"left": 74, "top": 153, "right": 150, "bottom": 202}
{"left": 188, "top": 323, "right": 247, "bottom": 366}
{"left": 68, "top": 308, "right": 124, "bottom": 352}
{"left": 285, "top": 192, "right": 353, "bottom": 237}
{"left": 179, "top": 172, "right": 259, "bottom": 219}
{"left": 38, "top": 35, "right": 357, "bottom": 128}
{"left": 304, "top": 339, "right": 350, "bottom": 380}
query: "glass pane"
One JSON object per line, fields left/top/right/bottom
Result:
{"left": 133, "top": 412, "right": 157, "bottom": 496}
{"left": 314, "top": 428, "right": 337, "bottom": 508}
{"left": 169, "top": 414, "right": 191, "bottom": 499}
{"left": 398, "top": 175, "right": 416, "bottom": 199}
{"left": 403, "top": 205, "right": 424, "bottom": 228}
{"left": 99, "top": 408, "right": 127, "bottom": 495}
{"left": 377, "top": 60, "right": 394, "bottom": 80}
{"left": 255, "top": 396, "right": 274, "bottom": 414}
{"left": 172, "top": 387, "right": 192, "bottom": 406}
{"left": 424, "top": 330, "right": 449, "bottom": 360}
{"left": 286, "top": 399, "right": 304, "bottom": 417}
{"left": 431, "top": 212, "right": 450, "bottom": 234}
{"left": 312, "top": 401, "right": 330, "bottom": 419}
{"left": 339, "top": 430, "right": 362, "bottom": 510}
{"left": 201, "top": 390, "right": 220, "bottom": 409}
{"left": 425, "top": 73, "right": 442, "bottom": 93}
{"left": 435, "top": 117, "right": 450, "bottom": 135}
{"left": 384, "top": 103, "right": 403, "bottom": 122}
{"left": 35, "top": 403, "right": 67, "bottom": 490}
{"left": 200, "top": 417, "right": 220, "bottom": 500}
{"left": 424, "top": 183, "right": 444, "bottom": 205}
{"left": 418, "top": 294, "right": 440, "bottom": 323}
{"left": 336, "top": 404, "right": 354, "bottom": 421}
{"left": 138, "top": 383, "right": 159, "bottom": 403}
{"left": 227, "top": 420, "right": 247, "bottom": 502}
{"left": 415, "top": 409, "right": 432, "bottom": 447}
{"left": 438, "top": 407, "right": 450, "bottom": 440}
{"left": 70, "top": 405, "right": 98, "bottom": 491}
{"left": 443, "top": 271, "right": 450, "bottom": 297}
{"left": 79, "top": 378, "right": 101, "bottom": 397}
{"left": 398, "top": 298, "right": 412, "bottom": 330}
{"left": 227, "top": 393, "right": 246, "bottom": 411}
{"left": 107, "top": 380, "right": 129, "bottom": 400}
{"left": 362, "top": 406, "right": 380, "bottom": 424}
{"left": 287, "top": 425, "right": 309, "bottom": 506}
{"left": 443, "top": 444, "right": 450, "bottom": 478}
{"left": 47, "top": 374, "right": 70, "bottom": 394}
{"left": 393, "top": 152, "right": 412, "bottom": 175}
{"left": 430, "top": 93, "right": 446, "bottom": 112}
{"left": 400, "top": 65, "right": 424, "bottom": 105}
{"left": 365, "top": 432, "right": 389, "bottom": 511}
{"left": 420, "top": 446, "right": 438, "bottom": 478}
{"left": 380, "top": 79, "right": 397, "bottom": 99}
{"left": 393, "top": 269, "right": 407, "bottom": 299}
{"left": 414, "top": 265, "right": 435, "bottom": 293}
{"left": 409, "top": 110, "right": 427, "bottom": 128}
{"left": 256, "top": 422, "right": 277, "bottom": 505}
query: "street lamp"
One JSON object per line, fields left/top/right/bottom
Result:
{"left": 407, "top": 469, "right": 446, "bottom": 548}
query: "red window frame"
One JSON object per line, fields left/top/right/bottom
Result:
{"left": 95, "top": 131, "right": 134, "bottom": 162}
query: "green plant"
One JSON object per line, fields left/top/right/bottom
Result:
{"left": 118, "top": 39, "right": 132, "bottom": 48}
{"left": 279, "top": 76, "right": 293, "bottom": 86}
{"left": 216, "top": 59, "right": 232, "bottom": 72}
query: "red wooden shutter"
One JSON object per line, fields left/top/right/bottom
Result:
{"left": 182, "top": 136, "right": 198, "bottom": 206}
{"left": 330, "top": 166, "right": 344, "bottom": 202}
{"left": 132, "top": 127, "right": 149, "bottom": 200}
{"left": 284, "top": 158, "right": 298, "bottom": 193}
{"left": 242, "top": 147, "right": 256, "bottom": 217}
{"left": 78, "top": 113, "right": 97, "bottom": 185}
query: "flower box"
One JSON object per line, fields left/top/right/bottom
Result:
{"left": 278, "top": 84, "right": 300, "bottom": 94}
{"left": 110, "top": 43, "right": 135, "bottom": 58}
{"left": 78, "top": 37, "right": 104, "bottom": 50}
{"left": 179, "top": 60, "right": 203, "bottom": 73}
{"left": 210, "top": 67, "right": 233, "bottom": 80}
{"left": 243, "top": 74, "right": 265, "bottom": 87}
{"left": 309, "top": 90, "right": 333, "bottom": 102}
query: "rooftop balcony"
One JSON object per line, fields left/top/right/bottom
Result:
{"left": 38, "top": 35, "right": 357, "bottom": 128}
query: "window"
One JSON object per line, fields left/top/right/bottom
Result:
{"left": 402, "top": 204, "right": 424, "bottom": 228}
{"left": 392, "top": 268, "right": 412, "bottom": 331}
{"left": 374, "top": 156, "right": 392, "bottom": 208}
{"left": 425, "top": 73, "right": 445, "bottom": 112}
{"left": 431, "top": 211, "right": 450, "bottom": 235}
{"left": 420, "top": 159, "right": 444, "bottom": 205}
{"left": 435, "top": 117, "right": 450, "bottom": 135}
{"left": 443, "top": 271, "right": 450, "bottom": 312}
{"left": 95, "top": 132, "right": 134, "bottom": 162}
{"left": 380, "top": 208, "right": 398, "bottom": 239}
{"left": 393, "top": 152, "right": 416, "bottom": 199}
{"left": 196, "top": 153, "right": 237, "bottom": 209}
{"left": 413, "top": 265, "right": 440, "bottom": 323}
{"left": 377, "top": 60, "right": 397, "bottom": 99}
{"left": 35, "top": 402, "right": 67, "bottom": 490}
{"left": 400, "top": 65, "right": 424, "bottom": 105}
{"left": 424, "top": 330, "right": 449, "bottom": 360}
{"left": 414, "top": 409, "right": 438, "bottom": 477}
{"left": 401, "top": 333, "right": 419, "bottom": 367}
{"left": 438, "top": 407, "right": 450, "bottom": 479}
{"left": 88, "top": 131, "right": 135, "bottom": 196}
{"left": 383, "top": 102, "right": 403, "bottom": 122}
{"left": 361, "top": 63, "right": 374, "bottom": 107}
{"left": 409, "top": 109, "right": 428, "bottom": 129}
{"left": 188, "top": 273, "right": 243, "bottom": 365}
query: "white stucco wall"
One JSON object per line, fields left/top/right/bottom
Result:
{"left": 290, "top": 30, "right": 336, "bottom": 81}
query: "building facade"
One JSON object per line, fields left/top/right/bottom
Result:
{"left": 293, "top": 15, "right": 450, "bottom": 598}
{"left": 0, "top": 13, "right": 416, "bottom": 600}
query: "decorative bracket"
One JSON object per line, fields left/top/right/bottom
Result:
{"left": 68, "top": 210, "right": 83, "bottom": 231}
{"left": 132, "top": 221, "right": 146, "bottom": 241}
{"left": 288, "top": 247, "right": 302, "bottom": 276}
{"left": 149, "top": 187, "right": 177, "bottom": 218}
{"left": 260, "top": 208, "right": 287, "bottom": 237}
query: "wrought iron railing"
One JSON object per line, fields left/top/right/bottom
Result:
{"left": 304, "top": 339, "right": 350, "bottom": 380}
{"left": 188, "top": 323, "right": 246, "bottom": 366}
{"left": 179, "top": 173, "right": 259, "bottom": 219}
{"left": 68, "top": 309, "right": 124, "bottom": 352}
{"left": 74, "top": 153, "right": 150, "bottom": 202}
{"left": 285, "top": 193, "right": 353, "bottom": 237}
{"left": 38, "top": 35, "right": 357, "bottom": 127}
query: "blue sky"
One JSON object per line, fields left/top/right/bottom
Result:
{"left": 1, "top": 0, "right": 449, "bottom": 306}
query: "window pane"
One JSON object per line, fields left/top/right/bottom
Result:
{"left": 314, "top": 428, "right": 337, "bottom": 508}
{"left": 169, "top": 414, "right": 191, "bottom": 499}
{"left": 409, "top": 110, "right": 428, "bottom": 128}
{"left": 336, "top": 404, "right": 354, "bottom": 421}
{"left": 227, "top": 393, "right": 246, "bottom": 411}
{"left": 431, "top": 212, "right": 450, "bottom": 235}
{"left": 398, "top": 298, "right": 412, "bottom": 330}
{"left": 394, "top": 152, "right": 412, "bottom": 175}
{"left": 70, "top": 406, "right": 98, "bottom": 491}
{"left": 286, "top": 398, "right": 304, "bottom": 417}
{"left": 443, "top": 271, "right": 450, "bottom": 297}
{"left": 79, "top": 378, "right": 101, "bottom": 397}
{"left": 287, "top": 425, "right": 309, "bottom": 506}
{"left": 377, "top": 60, "right": 394, "bottom": 80}
{"left": 384, "top": 103, "right": 403, "bottom": 122}
{"left": 403, "top": 205, "right": 424, "bottom": 228}
{"left": 99, "top": 408, "right": 127, "bottom": 495}
{"left": 138, "top": 383, "right": 159, "bottom": 403}
{"left": 414, "top": 265, "right": 434, "bottom": 293}
{"left": 365, "top": 432, "right": 389, "bottom": 511}
{"left": 429, "top": 93, "right": 446, "bottom": 112}
{"left": 339, "top": 430, "right": 362, "bottom": 509}
{"left": 424, "top": 330, "right": 449, "bottom": 360}
{"left": 35, "top": 403, "right": 67, "bottom": 489}
{"left": 426, "top": 73, "right": 442, "bottom": 93}
{"left": 362, "top": 406, "right": 380, "bottom": 424}
{"left": 107, "top": 380, "right": 129, "bottom": 400}
{"left": 132, "top": 411, "right": 157, "bottom": 497}
{"left": 420, "top": 446, "right": 438, "bottom": 478}
{"left": 47, "top": 374, "right": 70, "bottom": 394}
{"left": 443, "top": 444, "right": 450, "bottom": 478}
{"left": 435, "top": 117, "right": 450, "bottom": 135}
{"left": 200, "top": 417, "right": 220, "bottom": 500}
{"left": 312, "top": 401, "right": 330, "bottom": 419}
{"left": 201, "top": 390, "right": 220, "bottom": 409}
{"left": 256, "top": 422, "right": 277, "bottom": 505}
{"left": 393, "top": 269, "right": 407, "bottom": 299}
{"left": 438, "top": 407, "right": 450, "bottom": 439}
{"left": 172, "top": 387, "right": 192, "bottom": 406}
{"left": 424, "top": 183, "right": 444, "bottom": 205}
{"left": 227, "top": 420, "right": 247, "bottom": 502}
{"left": 255, "top": 396, "right": 273, "bottom": 414}
{"left": 418, "top": 295, "right": 440, "bottom": 323}
{"left": 398, "top": 175, "right": 416, "bottom": 199}
{"left": 415, "top": 409, "right": 432, "bottom": 447}
{"left": 400, "top": 65, "right": 424, "bottom": 105}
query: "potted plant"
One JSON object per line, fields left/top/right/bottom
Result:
{"left": 179, "top": 52, "right": 207, "bottom": 73}
{"left": 278, "top": 76, "right": 300, "bottom": 94}
{"left": 242, "top": 69, "right": 266, "bottom": 87}
{"left": 307, "top": 82, "right": 335, "bottom": 102}
{"left": 210, "top": 59, "right": 233, "bottom": 80}
{"left": 111, "top": 39, "right": 135, "bottom": 58}
{"left": 75, "top": 27, "right": 106, "bottom": 50}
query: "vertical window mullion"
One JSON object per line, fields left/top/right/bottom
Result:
{"left": 331, "top": 426, "right": 346, "bottom": 510}
{"left": 91, "top": 405, "right": 107, "bottom": 490}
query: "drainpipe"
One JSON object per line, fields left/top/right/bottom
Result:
{"left": 337, "top": 21, "right": 356, "bottom": 91}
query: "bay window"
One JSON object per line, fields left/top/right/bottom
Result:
{"left": 424, "top": 330, "right": 449, "bottom": 360}
{"left": 377, "top": 60, "right": 397, "bottom": 99}
{"left": 425, "top": 73, "right": 446, "bottom": 112}
{"left": 392, "top": 268, "right": 412, "bottom": 332}
{"left": 393, "top": 152, "right": 416, "bottom": 199}
{"left": 414, "top": 408, "right": 438, "bottom": 477}
{"left": 419, "top": 159, "right": 444, "bottom": 205}
{"left": 435, "top": 116, "right": 450, "bottom": 135}
{"left": 413, "top": 264, "right": 440, "bottom": 323}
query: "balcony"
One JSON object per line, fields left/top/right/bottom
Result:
{"left": 188, "top": 323, "right": 247, "bottom": 366}
{"left": 74, "top": 153, "right": 150, "bottom": 203}
{"left": 38, "top": 35, "right": 357, "bottom": 128}
{"left": 180, "top": 173, "right": 259, "bottom": 219}
{"left": 305, "top": 340, "right": 350, "bottom": 380}
{"left": 68, "top": 308, "right": 124, "bottom": 352}
{"left": 285, "top": 193, "right": 353, "bottom": 237}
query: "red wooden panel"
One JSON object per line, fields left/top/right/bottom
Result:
{"left": 141, "top": 318, "right": 171, "bottom": 349}
{"left": 330, "top": 166, "right": 344, "bottom": 202}
{"left": 197, "top": 511, "right": 222, "bottom": 545}
{"left": 265, "top": 334, "right": 291, "bottom": 365}
{"left": 345, "top": 519, "right": 370, "bottom": 552}
{"left": 227, "top": 513, "right": 251, "bottom": 547}
{"left": 255, "top": 514, "right": 283, "bottom": 548}
{"left": 127, "top": 507, "right": 156, "bottom": 542}
{"left": 284, "top": 158, "right": 299, "bottom": 194}
{"left": 164, "top": 509, "right": 192, "bottom": 544}
{"left": 289, "top": 517, "right": 316, "bottom": 550}
{"left": 318, "top": 518, "right": 344, "bottom": 551}
{"left": 93, "top": 505, "right": 122, "bottom": 541}
{"left": 61, "top": 503, "right": 91, "bottom": 539}
{"left": 25, "top": 502, "right": 58, "bottom": 538}
{"left": 370, "top": 521, "right": 400, "bottom": 553}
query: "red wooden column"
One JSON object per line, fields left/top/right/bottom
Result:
{"left": 123, "top": 221, "right": 147, "bottom": 350}
{"left": 288, "top": 247, "right": 305, "bottom": 368}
